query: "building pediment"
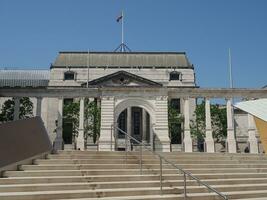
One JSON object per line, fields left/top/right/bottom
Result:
{"left": 82, "top": 71, "right": 162, "bottom": 87}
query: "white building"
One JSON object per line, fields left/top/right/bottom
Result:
{"left": 0, "top": 51, "right": 263, "bottom": 153}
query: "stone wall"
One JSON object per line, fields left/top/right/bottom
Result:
{"left": 49, "top": 68, "right": 195, "bottom": 87}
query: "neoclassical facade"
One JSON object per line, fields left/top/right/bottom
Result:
{"left": 48, "top": 52, "right": 196, "bottom": 152}
{"left": 0, "top": 51, "right": 266, "bottom": 153}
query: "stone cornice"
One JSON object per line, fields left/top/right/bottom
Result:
{"left": 0, "top": 87, "right": 267, "bottom": 98}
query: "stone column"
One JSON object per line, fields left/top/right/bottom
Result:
{"left": 99, "top": 96, "right": 115, "bottom": 151}
{"left": 226, "top": 98, "right": 237, "bottom": 153}
{"left": 183, "top": 98, "right": 193, "bottom": 152}
{"left": 150, "top": 123, "right": 155, "bottom": 150}
{"left": 205, "top": 98, "right": 215, "bottom": 152}
{"left": 247, "top": 113, "right": 259, "bottom": 154}
{"left": 126, "top": 107, "right": 132, "bottom": 151}
{"left": 13, "top": 97, "right": 20, "bottom": 121}
{"left": 36, "top": 97, "right": 42, "bottom": 117}
{"left": 54, "top": 97, "right": 64, "bottom": 150}
{"left": 142, "top": 109, "right": 147, "bottom": 142}
{"left": 77, "top": 98, "right": 85, "bottom": 151}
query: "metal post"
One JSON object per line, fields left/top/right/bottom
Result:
{"left": 139, "top": 145, "right": 142, "bottom": 174}
{"left": 125, "top": 133, "right": 128, "bottom": 165}
{"left": 86, "top": 50, "right": 90, "bottom": 88}
{"left": 150, "top": 123, "right": 154, "bottom": 151}
{"left": 111, "top": 124, "right": 113, "bottom": 151}
{"left": 160, "top": 157, "right": 163, "bottom": 195}
{"left": 184, "top": 173, "right": 187, "bottom": 199}
{"left": 121, "top": 10, "right": 124, "bottom": 51}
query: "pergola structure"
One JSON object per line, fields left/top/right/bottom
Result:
{"left": 1, "top": 87, "right": 267, "bottom": 154}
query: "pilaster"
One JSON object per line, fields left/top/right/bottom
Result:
{"left": 36, "top": 97, "right": 42, "bottom": 117}
{"left": 154, "top": 96, "right": 170, "bottom": 152}
{"left": 99, "top": 96, "right": 115, "bottom": 151}
{"left": 142, "top": 109, "right": 147, "bottom": 142}
{"left": 126, "top": 107, "right": 132, "bottom": 151}
{"left": 54, "top": 97, "right": 64, "bottom": 150}
{"left": 247, "top": 113, "right": 258, "bottom": 154}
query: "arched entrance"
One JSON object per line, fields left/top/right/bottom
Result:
{"left": 116, "top": 107, "right": 151, "bottom": 150}
{"left": 114, "top": 98, "right": 156, "bottom": 151}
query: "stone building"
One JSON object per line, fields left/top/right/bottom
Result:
{"left": 0, "top": 51, "right": 263, "bottom": 153}
{"left": 48, "top": 51, "right": 196, "bottom": 152}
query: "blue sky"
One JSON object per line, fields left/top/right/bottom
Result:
{"left": 0, "top": 0, "right": 266, "bottom": 88}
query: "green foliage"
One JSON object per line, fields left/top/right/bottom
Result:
{"left": 0, "top": 99, "right": 14, "bottom": 122}
{"left": 62, "top": 98, "right": 101, "bottom": 145}
{"left": 63, "top": 101, "right": 80, "bottom": 137}
{"left": 168, "top": 102, "right": 183, "bottom": 144}
{"left": 190, "top": 101, "right": 205, "bottom": 140}
{"left": 84, "top": 99, "right": 101, "bottom": 144}
{"left": 190, "top": 100, "right": 227, "bottom": 145}
{"left": 0, "top": 97, "right": 33, "bottom": 122}
{"left": 211, "top": 104, "right": 227, "bottom": 144}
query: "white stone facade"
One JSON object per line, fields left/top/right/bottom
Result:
{"left": 43, "top": 52, "right": 196, "bottom": 152}
{"left": 0, "top": 51, "right": 262, "bottom": 153}
{"left": 49, "top": 68, "right": 195, "bottom": 87}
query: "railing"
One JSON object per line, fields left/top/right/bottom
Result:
{"left": 112, "top": 126, "right": 228, "bottom": 200}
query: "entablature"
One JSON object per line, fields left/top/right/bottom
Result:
{"left": 1, "top": 87, "right": 267, "bottom": 99}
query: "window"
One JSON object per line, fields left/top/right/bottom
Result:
{"left": 64, "top": 71, "right": 75, "bottom": 80}
{"left": 169, "top": 71, "right": 180, "bottom": 81}
{"left": 118, "top": 109, "right": 127, "bottom": 138}
{"left": 170, "top": 98, "right": 180, "bottom": 113}
{"left": 64, "top": 98, "right": 73, "bottom": 105}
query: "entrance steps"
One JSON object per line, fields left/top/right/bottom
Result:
{"left": 1, "top": 151, "right": 267, "bottom": 199}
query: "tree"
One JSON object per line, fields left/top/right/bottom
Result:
{"left": 168, "top": 102, "right": 183, "bottom": 144}
{"left": 190, "top": 100, "right": 227, "bottom": 149}
{"left": 84, "top": 98, "right": 101, "bottom": 144}
{"left": 62, "top": 98, "right": 101, "bottom": 146}
{"left": 0, "top": 97, "right": 33, "bottom": 122}
{"left": 63, "top": 100, "right": 80, "bottom": 139}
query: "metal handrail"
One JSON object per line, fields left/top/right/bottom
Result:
{"left": 114, "top": 126, "right": 228, "bottom": 200}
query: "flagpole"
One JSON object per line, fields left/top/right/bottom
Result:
{"left": 87, "top": 50, "right": 90, "bottom": 88}
{"left": 229, "top": 48, "right": 233, "bottom": 88}
{"left": 121, "top": 10, "right": 124, "bottom": 52}
{"left": 228, "top": 48, "right": 235, "bottom": 141}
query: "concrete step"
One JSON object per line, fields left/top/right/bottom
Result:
{"left": 54, "top": 194, "right": 200, "bottom": 200}
{"left": 5, "top": 168, "right": 267, "bottom": 177}
{"left": 0, "top": 187, "right": 181, "bottom": 200}
{"left": 34, "top": 158, "right": 245, "bottom": 165}
{"left": 75, "top": 190, "right": 267, "bottom": 200}
{"left": 2, "top": 188, "right": 267, "bottom": 200}
{"left": 48, "top": 154, "right": 267, "bottom": 161}
{"left": 234, "top": 198, "right": 267, "bottom": 200}
{"left": 2, "top": 150, "right": 267, "bottom": 199}
{"left": 19, "top": 163, "right": 267, "bottom": 170}
{"left": 2, "top": 176, "right": 267, "bottom": 186}
{"left": 0, "top": 174, "right": 180, "bottom": 184}
{"left": 0, "top": 180, "right": 187, "bottom": 192}
{"left": 57, "top": 151, "right": 267, "bottom": 159}
{"left": 2, "top": 180, "right": 267, "bottom": 193}
{"left": 1, "top": 174, "right": 267, "bottom": 186}
{"left": 3, "top": 173, "right": 267, "bottom": 184}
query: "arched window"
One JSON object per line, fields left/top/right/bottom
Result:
{"left": 169, "top": 71, "right": 180, "bottom": 81}
{"left": 64, "top": 71, "right": 75, "bottom": 80}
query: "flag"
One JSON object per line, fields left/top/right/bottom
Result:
{"left": 116, "top": 13, "right": 123, "bottom": 22}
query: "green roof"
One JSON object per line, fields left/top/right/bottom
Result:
{"left": 52, "top": 51, "right": 193, "bottom": 68}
